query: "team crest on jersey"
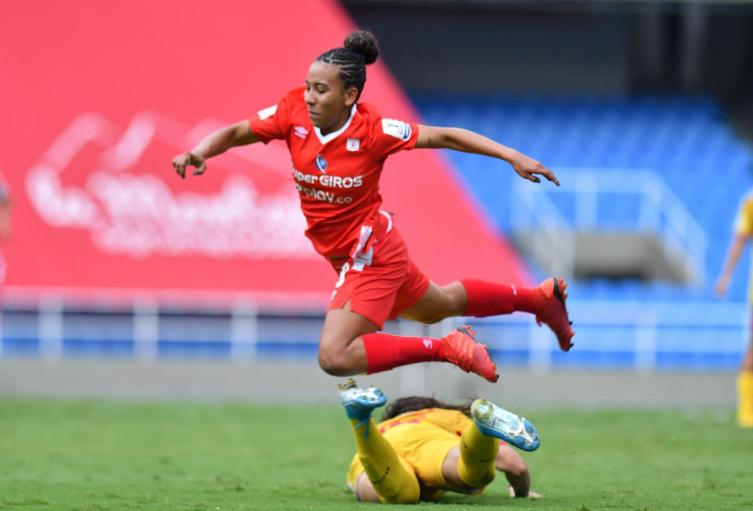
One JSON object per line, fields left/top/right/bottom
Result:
{"left": 257, "top": 104, "right": 277, "bottom": 120}
{"left": 382, "top": 119, "right": 412, "bottom": 141}
{"left": 315, "top": 154, "right": 328, "bottom": 173}
{"left": 346, "top": 138, "right": 360, "bottom": 152}
{"left": 294, "top": 126, "right": 309, "bottom": 139}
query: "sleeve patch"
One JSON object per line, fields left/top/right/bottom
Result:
{"left": 381, "top": 118, "right": 412, "bottom": 141}
{"left": 257, "top": 104, "right": 278, "bottom": 120}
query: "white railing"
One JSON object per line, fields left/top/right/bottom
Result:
{"left": 458, "top": 299, "right": 747, "bottom": 370}
{"left": 0, "top": 297, "right": 746, "bottom": 373}
{"left": 512, "top": 168, "right": 708, "bottom": 283}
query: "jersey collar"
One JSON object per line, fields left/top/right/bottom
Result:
{"left": 313, "top": 104, "right": 357, "bottom": 144}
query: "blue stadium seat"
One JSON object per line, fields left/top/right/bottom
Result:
{"left": 415, "top": 93, "right": 753, "bottom": 303}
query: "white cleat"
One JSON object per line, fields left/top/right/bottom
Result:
{"left": 471, "top": 399, "right": 541, "bottom": 452}
{"left": 338, "top": 378, "right": 387, "bottom": 420}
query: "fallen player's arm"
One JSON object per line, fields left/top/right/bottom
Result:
{"left": 508, "top": 486, "right": 542, "bottom": 499}
{"left": 495, "top": 444, "right": 532, "bottom": 498}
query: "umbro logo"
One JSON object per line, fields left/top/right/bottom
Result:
{"left": 422, "top": 338, "right": 433, "bottom": 350}
{"left": 294, "top": 126, "right": 309, "bottom": 139}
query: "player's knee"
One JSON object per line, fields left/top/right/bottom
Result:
{"left": 318, "top": 345, "right": 353, "bottom": 376}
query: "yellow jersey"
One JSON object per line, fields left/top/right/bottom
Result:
{"left": 347, "top": 408, "right": 473, "bottom": 495}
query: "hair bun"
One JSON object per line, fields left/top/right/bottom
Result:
{"left": 344, "top": 30, "right": 379, "bottom": 65}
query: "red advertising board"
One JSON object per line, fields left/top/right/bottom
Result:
{"left": 0, "top": 0, "right": 530, "bottom": 305}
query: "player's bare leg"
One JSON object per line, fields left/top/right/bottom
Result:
{"left": 740, "top": 323, "right": 753, "bottom": 374}
{"left": 318, "top": 305, "right": 378, "bottom": 376}
{"left": 439, "top": 447, "right": 484, "bottom": 494}
{"left": 353, "top": 473, "right": 381, "bottom": 503}
{"left": 399, "top": 282, "right": 468, "bottom": 324}
{"left": 401, "top": 278, "right": 575, "bottom": 351}
{"left": 318, "top": 303, "right": 497, "bottom": 382}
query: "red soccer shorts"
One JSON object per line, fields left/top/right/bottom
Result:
{"left": 328, "top": 224, "right": 430, "bottom": 329}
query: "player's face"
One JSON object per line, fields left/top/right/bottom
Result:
{"left": 305, "top": 61, "right": 358, "bottom": 133}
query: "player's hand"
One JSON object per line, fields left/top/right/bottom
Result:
{"left": 508, "top": 486, "right": 543, "bottom": 499}
{"left": 172, "top": 152, "right": 207, "bottom": 179}
{"left": 510, "top": 151, "right": 560, "bottom": 186}
{"left": 715, "top": 274, "right": 730, "bottom": 297}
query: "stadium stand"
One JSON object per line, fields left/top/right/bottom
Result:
{"left": 414, "top": 93, "right": 753, "bottom": 303}
{"left": 407, "top": 94, "right": 753, "bottom": 371}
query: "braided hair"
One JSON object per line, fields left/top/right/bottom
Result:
{"left": 317, "top": 30, "right": 379, "bottom": 100}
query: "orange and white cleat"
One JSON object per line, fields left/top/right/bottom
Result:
{"left": 532, "top": 277, "right": 575, "bottom": 351}
{"left": 440, "top": 325, "right": 499, "bottom": 383}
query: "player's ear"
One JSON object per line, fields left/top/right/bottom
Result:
{"left": 344, "top": 86, "right": 359, "bottom": 107}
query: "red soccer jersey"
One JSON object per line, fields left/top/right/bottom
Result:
{"left": 249, "top": 87, "right": 419, "bottom": 258}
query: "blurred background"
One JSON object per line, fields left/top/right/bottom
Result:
{"left": 1, "top": 0, "right": 752, "bottom": 408}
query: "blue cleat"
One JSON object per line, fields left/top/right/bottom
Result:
{"left": 338, "top": 378, "right": 387, "bottom": 421}
{"left": 471, "top": 399, "right": 541, "bottom": 452}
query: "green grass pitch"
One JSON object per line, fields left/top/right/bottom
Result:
{"left": 1, "top": 398, "right": 752, "bottom": 510}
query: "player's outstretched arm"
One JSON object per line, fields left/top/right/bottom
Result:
{"left": 172, "top": 121, "right": 260, "bottom": 179}
{"left": 716, "top": 233, "right": 749, "bottom": 297}
{"left": 415, "top": 125, "right": 560, "bottom": 186}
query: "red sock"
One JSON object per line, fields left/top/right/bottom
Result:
{"left": 362, "top": 332, "right": 443, "bottom": 374}
{"left": 461, "top": 279, "right": 537, "bottom": 317}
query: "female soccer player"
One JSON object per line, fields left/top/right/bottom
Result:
{"left": 716, "top": 190, "right": 753, "bottom": 427}
{"left": 339, "top": 379, "right": 541, "bottom": 503}
{"left": 172, "top": 30, "right": 574, "bottom": 383}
